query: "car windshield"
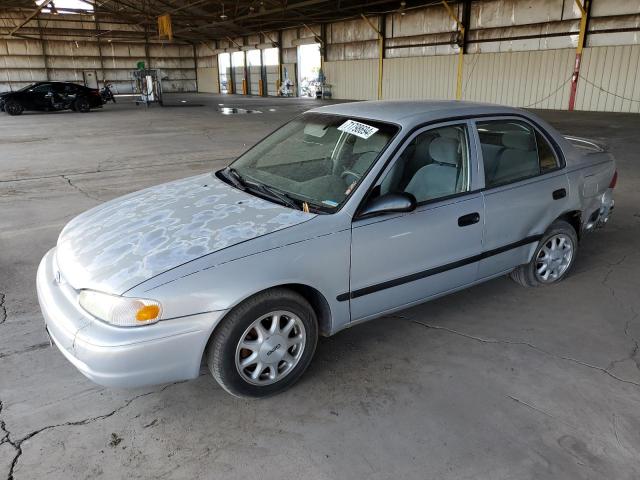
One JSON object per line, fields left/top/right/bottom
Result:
{"left": 17, "top": 83, "right": 37, "bottom": 92}
{"left": 223, "top": 113, "right": 399, "bottom": 212}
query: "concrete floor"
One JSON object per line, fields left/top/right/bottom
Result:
{"left": 1, "top": 94, "right": 639, "bottom": 480}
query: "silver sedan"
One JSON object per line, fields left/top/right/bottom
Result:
{"left": 37, "top": 101, "right": 616, "bottom": 397}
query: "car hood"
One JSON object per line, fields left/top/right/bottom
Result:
{"left": 56, "top": 173, "right": 315, "bottom": 294}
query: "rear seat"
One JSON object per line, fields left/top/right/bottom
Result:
{"left": 484, "top": 131, "right": 539, "bottom": 186}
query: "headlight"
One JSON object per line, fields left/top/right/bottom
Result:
{"left": 78, "top": 290, "right": 162, "bottom": 327}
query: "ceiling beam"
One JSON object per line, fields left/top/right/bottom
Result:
{"left": 10, "top": 0, "right": 54, "bottom": 36}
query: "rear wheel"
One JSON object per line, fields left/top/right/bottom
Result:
{"left": 207, "top": 288, "right": 318, "bottom": 398}
{"left": 5, "top": 100, "right": 23, "bottom": 116}
{"left": 74, "top": 97, "right": 90, "bottom": 113}
{"left": 510, "top": 220, "right": 578, "bottom": 287}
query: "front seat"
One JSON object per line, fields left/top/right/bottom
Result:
{"left": 405, "top": 137, "right": 460, "bottom": 201}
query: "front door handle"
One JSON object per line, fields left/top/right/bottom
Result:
{"left": 553, "top": 188, "right": 567, "bottom": 200}
{"left": 458, "top": 212, "right": 480, "bottom": 227}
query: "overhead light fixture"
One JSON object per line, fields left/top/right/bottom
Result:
{"left": 220, "top": 3, "right": 228, "bottom": 20}
{"left": 259, "top": 1, "right": 266, "bottom": 14}
{"left": 399, "top": 0, "right": 406, "bottom": 15}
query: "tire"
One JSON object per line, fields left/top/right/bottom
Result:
{"left": 207, "top": 288, "right": 318, "bottom": 398}
{"left": 510, "top": 220, "right": 578, "bottom": 287}
{"left": 5, "top": 100, "right": 23, "bottom": 116}
{"left": 74, "top": 97, "right": 91, "bottom": 113}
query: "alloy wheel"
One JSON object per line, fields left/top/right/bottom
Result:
{"left": 535, "top": 233, "right": 574, "bottom": 283}
{"left": 234, "top": 310, "right": 306, "bottom": 386}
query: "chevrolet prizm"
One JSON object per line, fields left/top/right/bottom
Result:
{"left": 37, "top": 101, "right": 617, "bottom": 398}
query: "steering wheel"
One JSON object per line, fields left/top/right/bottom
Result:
{"left": 340, "top": 170, "right": 361, "bottom": 184}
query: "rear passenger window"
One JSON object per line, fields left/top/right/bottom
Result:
{"left": 536, "top": 130, "right": 559, "bottom": 172}
{"left": 477, "top": 120, "right": 559, "bottom": 188}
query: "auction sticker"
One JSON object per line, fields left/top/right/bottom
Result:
{"left": 338, "top": 119, "right": 379, "bottom": 139}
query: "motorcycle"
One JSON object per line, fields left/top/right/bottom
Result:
{"left": 100, "top": 83, "right": 116, "bottom": 104}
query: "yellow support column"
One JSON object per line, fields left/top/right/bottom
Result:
{"left": 441, "top": 0, "right": 465, "bottom": 100}
{"left": 569, "top": 0, "right": 589, "bottom": 110}
{"left": 361, "top": 14, "right": 383, "bottom": 100}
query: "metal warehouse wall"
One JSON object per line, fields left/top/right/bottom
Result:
{"left": 195, "top": 44, "right": 219, "bottom": 94}
{"left": 317, "top": 0, "right": 640, "bottom": 112}
{"left": 460, "top": 49, "right": 576, "bottom": 109}
{"left": 323, "top": 59, "right": 378, "bottom": 100}
{"left": 575, "top": 45, "right": 640, "bottom": 111}
{"left": 4, "top": 0, "right": 639, "bottom": 111}
{"left": 0, "top": 11, "right": 196, "bottom": 93}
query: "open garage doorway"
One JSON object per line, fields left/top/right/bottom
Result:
{"left": 231, "top": 51, "right": 246, "bottom": 94}
{"left": 217, "top": 53, "right": 231, "bottom": 93}
{"left": 297, "top": 43, "right": 321, "bottom": 98}
{"left": 246, "top": 49, "right": 261, "bottom": 95}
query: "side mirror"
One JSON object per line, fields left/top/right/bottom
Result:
{"left": 358, "top": 192, "right": 417, "bottom": 218}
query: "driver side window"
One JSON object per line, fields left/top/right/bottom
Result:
{"left": 32, "top": 84, "right": 52, "bottom": 93}
{"left": 380, "top": 124, "right": 470, "bottom": 203}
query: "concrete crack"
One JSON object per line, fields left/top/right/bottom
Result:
{"left": 506, "top": 395, "right": 577, "bottom": 430}
{"left": 5, "top": 380, "right": 185, "bottom": 480}
{"left": 0, "top": 400, "right": 16, "bottom": 448}
{"left": 60, "top": 175, "right": 101, "bottom": 201}
{"left": 600, "top": 255, "right": 640, "bottom": 373}
{"left": 0, "top": 293, "right": 5, "bottom": 325}
{"left": 410, "top": 320, "right": 640, "bottom": 389}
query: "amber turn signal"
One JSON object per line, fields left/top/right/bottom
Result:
{"left": 136, "top": 304, "right": 161, "bottom": 322}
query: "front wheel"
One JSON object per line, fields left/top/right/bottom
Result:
{"left": 510, "top": 220, "right": 578, "bottom": 287}
{"left": 74, "top": 97, "right": 91, "bottom": 113}
{"left": 5, "top": 100, "right": 23, "bottom": 116}
{"left": 207, "top": 288, "right": 318, "bottom": 398}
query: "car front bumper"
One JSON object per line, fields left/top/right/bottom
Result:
{"left": 37, "top": 248, "right": 227, "bottom": 388}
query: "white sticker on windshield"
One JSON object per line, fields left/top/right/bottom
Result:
{"left": 338, "top": 119, "right": 379, "bottom": 139}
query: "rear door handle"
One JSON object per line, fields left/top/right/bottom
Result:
{"left": 458, "top": 212, "right": 480, "bottom": 227}
{"left": 553, "top": 188, "right": 567, "bottom": 200}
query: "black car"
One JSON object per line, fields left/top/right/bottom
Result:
{"left": 0, "top": 82, "right": 104, "bottom": 116}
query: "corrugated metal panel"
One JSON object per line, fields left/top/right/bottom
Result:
{"left": 248, "top": 65, "right": 261, "bottom": 94}
{"left": 461, "top": 48, "right": 574, "bottom": 109}
{"left": 575, "top": 45, "right": 640, "bottom": 112}
{"left": 471, "top": 0, "right": 578, "bottom": 29}
{"left": 590, "top": 0, "right": 640, "bottom": 16}
{"left": 197, "top": 66, "right": 219, "bottom": 93}
{"left": 386, "top": 5, "right": 456, "bottom": 37}
{"left": 323, "top": 59, "right": 378, "bottom": 100}
{"left": 265, "top": 65, "right": 279, "bottom": 96}
{"left": 382, "top": 56, "right": 457, "bottom": 100}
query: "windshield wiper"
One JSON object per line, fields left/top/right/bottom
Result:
{"left": 221, "top": 167, "right": 305, "bottom": 211}
{"left": 249, "top": 182, "right": 302, "bottom": 211}
{"left": 219, "top": 166, "right": 246, "bottom": 190}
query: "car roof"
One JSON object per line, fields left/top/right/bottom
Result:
{"left": 310, "top": 100, "right": 532, "bottom": 128}
{"left": 33, "top": 81, "right": 84, "bottom": 86}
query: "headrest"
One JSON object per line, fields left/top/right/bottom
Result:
{"left": 502, "top": 131, "right": 533, "bottom": 150}
{"left": 414, "top": 137, "right": 432, "bottom": 159}
{"left": 429, "top": 137, "right": 460, "bottom": 166}
{"left": 437, "top": 127, "right": 461, "bottom": 140}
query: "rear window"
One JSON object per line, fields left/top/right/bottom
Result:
{"left": 477, "top": 120, "right": 559, "bottom": 188}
